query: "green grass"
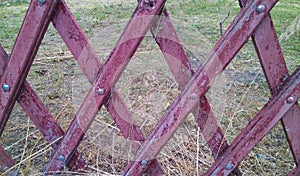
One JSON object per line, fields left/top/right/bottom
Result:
{"left": 271, "top": 0, "right": 300, "bottom": 72}
{"left": 0, "top": 2, "right": 28, "bottom": 49}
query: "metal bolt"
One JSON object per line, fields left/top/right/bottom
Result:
{"left": 38, "top": 0, "right": 46, "bottom": 4}
{"left": 225, "top": 163, "right": 233, "bottom": 170}
{"left": 256, "top": 4, "right": 266, "bottom": 13}
{"left": 97, "top": 88, "right": 105, "bottom": 95}
{"left": 286, "top": 96, "right": 295, "bottom": 104}
{"left": 141, "top": 159, "right": 148, "bottom": 166}
{"left": 2, "top": 84, "right": 10, "bottom": 91}
{"left": 57, "top": 155, "right": 65, "bottom": 161}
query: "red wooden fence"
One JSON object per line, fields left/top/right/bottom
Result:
{"left": 0, "top": 0, "right": 299, "bottom": 175}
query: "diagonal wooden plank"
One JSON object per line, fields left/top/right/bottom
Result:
{"left": 1, "top": 1, "right": 162, "bottom": 173}
{"left": 205, "top": 66, "right": 300, "bottom": 175}
{"left": 150, "top": 9, "right": 241, "bottom": 175}
{"left": 240, "top": 0, "right": 300, "bottom": 167}
{"left": 252, "top": 14, "right": 300, "bottom": 166}
{"left": 0, "top": 45, "right": 86, "bottom": 171}
{"left": 0, "top": 0, "right": 60, "bottom": 136}
{"left": 123, "top": 0, "right": 279, "bottom": 174}
{"left": 44, "top": 0, "right": 168, "bottom": 173}
{"left": 52, "top": 1, "right": 164, "bottom": 175}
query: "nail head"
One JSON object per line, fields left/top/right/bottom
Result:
{"left": 141, "top": 159, "right": 147, "bottom": 166}
{"left": 256, "top": 4, "right": 266, "bottom": 13}
{"left": 225, "top": 163, "right": 233, "bottom": 170}
{"left": 286, "top": 96, "right": 295, "bottom": 104}
{"left": 57, "top": 155, "right": 64, "bottom": 161}
{"left": 2, "top": 84, "right": 10, "bottom": 91}
{"left": 98, "top": 88, "right": 105, "bottom": 95}
{"left": 38, "top": 0, "right": 46, "bottom": 4}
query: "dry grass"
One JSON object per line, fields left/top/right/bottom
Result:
{"left": 0, "top": 0, "right": 299, "bottom": 175}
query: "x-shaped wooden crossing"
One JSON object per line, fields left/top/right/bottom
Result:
{"left": 0, "top": 0, "right": 299, "bottom": 175}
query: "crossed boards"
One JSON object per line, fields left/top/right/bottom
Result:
{"left": 0, "top": 0, "right": 299, "bottom": 175}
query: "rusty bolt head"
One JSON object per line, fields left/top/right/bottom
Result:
{"left": 225, "top": 163, "right": 233, "bottom": 170}
{"left": 2, "top": 84, "right": 10, "bottom": 91}
{"left": 57, "top": 155, "right": 65, "bottom": 161}
{"left": 286, "top": 96, "right": 295, "bottom": 104}
{"left": 141, "top": 159, "right": 147, "bottom": 166}
{"left": 256, "top": 4, "right": 266, "bottom": 13}
{"left": 97, "top": 88, "right": 105, "bottom": 95}
{"left": 39, "top": 0, "right": 46, "bottom": 4}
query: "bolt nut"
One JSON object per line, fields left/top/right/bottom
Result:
{"left": 286, "top": 96, "right": 295, "bottom": 104}
{"left": 38, "top": 0, "right": 46, "bottom": 4}
{"left": 57, "top": 155, "right": 65, "bottom": 161}
{"left": 225, "top": 163, "right": 233, "bottom": 170}
{"left": 141, "top": 159, "right": 147, "bottom": 166}
{"left": 256, "top": 4, "right": 266, "bottom": 13}
{"left": 2, "top": 84, "right": 10, "bottom": 91}
{"left": 97, "top": 88, "right": 105, "bottom": 95}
